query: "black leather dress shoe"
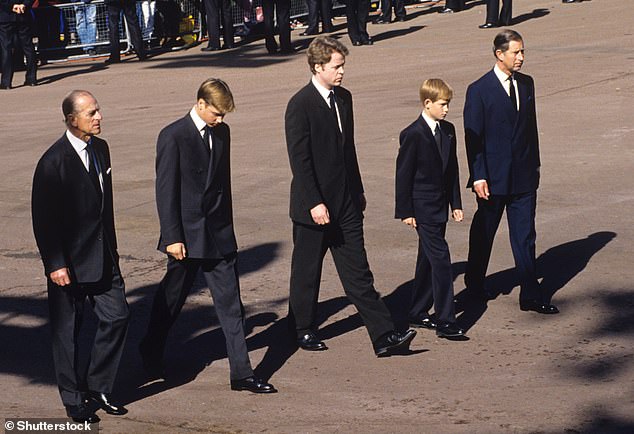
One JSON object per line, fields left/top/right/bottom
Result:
{"left": 520, "top": 300, "right": 560, "bottom": 314}
{"left": 373, "top": 18, "right": 390, "bottom": 24}
{"left": 297, "top": 332, "right": 328, "bottom": 351}
{"left": 436, "top": 323, "right": 468, "bottom": 340}
{"left": 562, "top": 0, "right": 579, "bottom": 3}
{"left": 230, "top": 376, "right": 277, "bottom": 393}
{"left": 0, "top": 83, "right": 11, "bottom": 89}
{"left": 374, "top": 329, "right": 416, "bottom": 357}
{"left": 89, "top": 392, "right": 128, "bottom": 415}
{"left": 363, "top": 39, "right": 374, "bottom": 45}
{"left": 352, "top": 41, "right": 362, "bottom": 46}
{"left": 104, "top": 57, "right": 120, "bottom": 64}
{"left": 440, "top": 7, "right": 454, "bottom": 13}
{"left": 408, "top": 315, "right": 437, "bottom": 330}
{"left": 24, "top": 80, "right": 37, "bottom": 86}
{"left": 66, "top": 404, "right": 100, "bottom": 424}
{"left": 201, "top": 45, "right": 220, "bottom": 52}
{"left": 478, "top": 23, "right": 498, "bottom": 29}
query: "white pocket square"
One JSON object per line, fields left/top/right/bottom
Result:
{"left": 106, "top": 167, "right": 112, "bottom": 175}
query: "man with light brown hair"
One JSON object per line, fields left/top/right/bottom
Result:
{"left": 140, "top": 78, "right": 277, "bottom": 393}
{"left": 285, "top": 36, "right": 417, "bottom": 357}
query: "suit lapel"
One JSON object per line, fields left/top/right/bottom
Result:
{"left": 487, "top": 71, "right": 518, "bottom": 125}
{"left": 418, "top": 117, "right": 443, "bottom": 166}
{"left": 438, "top": 123, "right": 451, "bottom": 172}
{"left": 62, "top": 135, "right": 103, "bottom": 209}
{"left": 334, "top": 88, "right": 346, "bottom": 141}
{"left": 206, "top": 126, "right": 224, "bottom": 188}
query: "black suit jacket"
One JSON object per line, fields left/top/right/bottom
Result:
{"left": 464, "top": 69, "right": 540, "bottom": 195}
{"left": 395, "top": 117, "right": 462, "bottom": 224}
{"left": 32, "top": 134, "right": 117, "bottom": 283}
{"left": 155, "top": 114, "right": 237, "bottom": 258}
{"left": 285, "top": 82, "right": 364, "bottom": 226}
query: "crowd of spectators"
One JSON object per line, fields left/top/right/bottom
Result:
{"left": 0, "top": 0, "right": 586, "bottom": 88}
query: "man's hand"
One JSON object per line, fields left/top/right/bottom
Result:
{"left": 310, "top": 203, "right": 330, "bottom": 225}
{"left": 473, "top": 180, "right": 490, "bottom": 200}
{"left": 452, "top": 209, "right": 464, "bottom": 222}
{"left": 402, "top": 217, "right": 417, "bottom": 228}
{"left": 50, "top": 268, "right": 71, "bottom": 286}
{"left": 12, "top": 4, "right": 26, "bottom": 13}
{"left": 166, "top": 242, "right": 187, "bottom": 260}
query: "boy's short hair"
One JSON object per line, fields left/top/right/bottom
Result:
{"left": 197, "top": 78, "right": 235, "bottom": 113}
{"left": 307, "top": 36, "right": 349, "bottom": 74}
{"left": 419, "top": 79, "right": 453, "bottom": 104}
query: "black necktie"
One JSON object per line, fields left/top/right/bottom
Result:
{"left": 328, "top": 91, "right": 339, "bottom": 127}
{"left": 509, "top": 75, "right": 517, "bottom": 111}
{"left": 203, "top": 126, "right": 214, "bottom": 170}
{"left": 86, "top": 141, "right": 103, "bottom": 200}
{"left": 434, "top": 123, "right": 442, "bottom": 150}
{"left": 203, "top": 126, "right": 211, "bottom": 155}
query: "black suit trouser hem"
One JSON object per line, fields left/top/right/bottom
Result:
{"left": 289, "top": 200, "right": 394, "bottom": 343}
{"left": 142, "top": 255, "right": 253, "bottom": 380}
{"left": 465, "top": 191, "right": 541, "bottom": 301}
{"left": 410, "top": 222, "right": 456, "bottom": 324}
{"left": 48, "top": 265, "right": 129, "bottom": 407}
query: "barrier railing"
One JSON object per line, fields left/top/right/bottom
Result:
{"left": 33, "top": 0, "right": 367, "bottom": 62}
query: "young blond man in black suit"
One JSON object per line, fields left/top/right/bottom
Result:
{"left": 140, "top": 79, "right": 276, "bottom": 393}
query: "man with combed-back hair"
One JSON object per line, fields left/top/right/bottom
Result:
{"left": 285, "top": 36, "right": 417, "bottom": 357}
{"left": 463, "top": 30, "right": 559, "bottom": 315}
{"left": 140, "top": 78, "right": 277, "bottom": 394}
{"left": 32, "top": 90, "right": 129, "bottom": 423}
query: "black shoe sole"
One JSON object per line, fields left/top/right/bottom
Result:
{"left": 375, "top": 330, "right": 416, "bottom": 357}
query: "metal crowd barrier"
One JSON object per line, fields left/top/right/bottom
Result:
{"left": 34, "top": 0, "right": 205, "bottom": 61}
{"left": 33, "top": 0, "right": 366, "bottom": 62}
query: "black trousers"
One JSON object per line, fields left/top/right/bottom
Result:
{"left": 48, "top": 264, "right": 129, "bottom": 407}
{"left": 485, "top": 0, "right": 512, "bottom": 25}
{"left": 107, "top": 0, "right": 146, "bottom": 59}
{"left": 465, "top": 191, "right": 541, "bottom": 301}
{"left": 142, "top": 254, "right": 253, "bottom": 380}
{"left": 204, "top": 0, "right": 233, "bottom": 48}
{"left": 346, "top": 0, "right": 370, "bottom": 44}
{"left": 445, "top": 0, "right": 464, "bottom": 10}
{"left": 410, "top": 222, "right": 456, "bottom": 325}
{"left": 263, "top": 0, "right": 291, "bottom": 52}
{"left": 305, "top": 0, "right": 333, "bottom": 34}
{"left": 289, "top": 197, "right": 394, "bottom": 343}
{"left": 380, "top": 0, "right": 405, "bottom": 21}
{"left": 0, "top": 21, "right": 37, "bottom": 87}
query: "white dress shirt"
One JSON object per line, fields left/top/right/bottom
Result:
{"left": 494, "top": 63, "right": 519, "bottom": 110}
{"left": 190, "top": 106, "right": 213, "bottom": 151}
{"left": 66, "top": 130, "right": 102, "bottom": 190}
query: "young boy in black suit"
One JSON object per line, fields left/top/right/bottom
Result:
{"left": 395, "top": 78, "right": 467, "bottom": 340}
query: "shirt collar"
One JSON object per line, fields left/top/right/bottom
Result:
{"left": 311, "top": 76, "right": 333, "bottom": 103}
{"left": 189, "top": 106, "right": 207, "bottom": 134}
{"left": 494, "top": 64, "right": 513, "bottom": 85}
{"left": 66, "top": 129, "right": 90, "bottom": 152}
{"left": 421, "top": 111, "right": 439, "bottom": 133}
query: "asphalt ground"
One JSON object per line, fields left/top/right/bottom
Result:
{"left": 1, "top": 0, "right": 633, "bottom": 432}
